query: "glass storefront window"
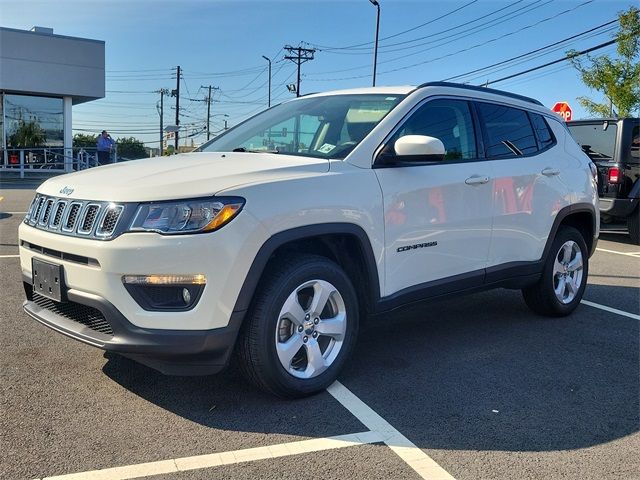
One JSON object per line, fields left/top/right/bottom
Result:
{"left": 4, "top": 94, "right": 63, "bottom": 148}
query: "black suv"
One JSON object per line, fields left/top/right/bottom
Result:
{"left": 568, "top": 118, "right": 640, "bottom": 244}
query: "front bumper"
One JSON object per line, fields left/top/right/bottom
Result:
{"left": 22, "top": 276, "right": 244, "bottom": 375}
{"left": 599, "top": 197, "right": 639, "bottom": 219}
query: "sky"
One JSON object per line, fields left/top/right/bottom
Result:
{"left": 0, "top": 0, "right": 636, "bottom": 147}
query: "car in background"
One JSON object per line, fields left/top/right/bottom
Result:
{"left": 567, "top": 118, "right": 640, "bottom": 244}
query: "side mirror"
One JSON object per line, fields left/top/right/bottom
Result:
{"left": 393, "top": 135, "right": 445, "bottom": 162}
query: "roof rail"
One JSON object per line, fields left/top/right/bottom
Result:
{"left": 416, "top": 81, "right": 543, "bottom": 106}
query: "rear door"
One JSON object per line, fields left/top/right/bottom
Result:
{"left": 475, "top": 102, "right": 570, "bottom": 268}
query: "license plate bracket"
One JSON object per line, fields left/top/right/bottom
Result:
{"left": 32, "top": 258, "right": 66, "bottom": 302}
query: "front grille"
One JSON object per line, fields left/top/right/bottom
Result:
{"left": 32, "top": 292, "right": 114, "bottom": 336}
{"left": 24, "top": 194, "right": 127, "bottom": 240}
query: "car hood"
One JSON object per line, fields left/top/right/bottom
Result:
{"left": 38, "top": 152, "right": 330, "bottom": 202}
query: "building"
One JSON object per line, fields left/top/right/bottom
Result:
{"left": 0, "top": 26, "right": 105, "bottom": 174}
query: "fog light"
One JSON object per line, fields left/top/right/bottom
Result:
{"left": 122, "top": 274, "right": 206, "bottom": 311}
{"left": 182, "top": 288, "right": 191, "bottom": 304}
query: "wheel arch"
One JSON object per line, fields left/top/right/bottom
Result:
{"left": 232, "top": 223, "right": 381, "bottom": 317}
{"left": 544, "top": 203, "right": 597, "bottom": 259}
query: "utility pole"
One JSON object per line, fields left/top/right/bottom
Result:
{"left": 199, "top": 85, "right": 219, "bottom": 141}
{"left": 156, "top": 88, "right": 169, "bottom": 156}
{"left": 284, "top": 45, "right": 316, "bottom": 97}
{"left": 262, "top": 55, "right": 272, "bottom": 107}
{"left": 170, "top": 66, "right": 181, "bottom": 151}
{"left": 369, "top": 0, "right": 380, "bottom": 87}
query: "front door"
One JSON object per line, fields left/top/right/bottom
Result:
{"left": 374, "top": 98, "right": 493, "bottom": 297}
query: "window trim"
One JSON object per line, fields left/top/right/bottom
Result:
{"left": 373, "top": 95, "right": 483, "bottom": 168}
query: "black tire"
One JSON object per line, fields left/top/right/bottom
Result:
{"left": 628, "top": 206, "right": 640, "bottom": 245}
{"left": 237, "top": 254, "right": 359, "bottom": 398}
{"left": 522, "top": 226, "right": 589, "bottom": 317}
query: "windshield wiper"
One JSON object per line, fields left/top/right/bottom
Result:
{"left": 232, "top": 147, "right": 279, "bottom": 153}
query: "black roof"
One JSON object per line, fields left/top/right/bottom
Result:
{"left": 416, "top": 81, "right": 543, "bottom": 106}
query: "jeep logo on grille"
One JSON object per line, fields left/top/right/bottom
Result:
{"left": 59, "top": 186, "right": 74, "bottom": 196}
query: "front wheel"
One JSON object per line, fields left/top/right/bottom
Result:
{"left": 237, "top": 254, "right": 359, "bottom": 398}
{"left": 522, "top": 226, "right": 589, "bottom": 317}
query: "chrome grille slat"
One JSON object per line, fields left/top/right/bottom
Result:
{"left": 78, "top": 204, "right": 101, "bottom": 234}
{"left": 24, "top": 194, "right": 125, "bottom": 240}
{"left": 30, "top": 197, "right": 45, "bottom": 226}
{"left": 62, "top": 202, "right": 82, "bottom": 232}
{"left": 39, "top": 199, "right": 55, "bottom": 226}
{"left": 96, "top": 205, "right": 123, "bottom": 237}
{"left": 50, "top": 201, "right": 67, "bottom": 229}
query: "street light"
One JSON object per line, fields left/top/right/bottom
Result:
{"left": 262, "top": 55, "right": 272, "bottom": 107}
{"left": 369, "top": 0, "right": 380, "bottom": 87}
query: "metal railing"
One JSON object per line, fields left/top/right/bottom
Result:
{"left": 1, "top": 147, "right": 118, "bottom": 178}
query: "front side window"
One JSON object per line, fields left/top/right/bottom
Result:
{"left": 385, "top": 98, "right": 477, "bottom": 161}
{"left": 197, "top": 94, "right": 404, "bottom": 160}
{"left": 477, "top": 103, "right": 538, "bottom": 158}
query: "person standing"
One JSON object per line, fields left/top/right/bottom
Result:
{"left": 96, "top": 130, "right": 115, "bottom": 165}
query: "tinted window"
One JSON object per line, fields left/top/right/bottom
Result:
{"left": 567, "top": 122, "right": 618, "bottom": 160}
{"left": 530, "top": 113, "right": 555, "bottom": 150}
{"left": 477, "top": 103, "right": 538, "bottom": 158}
{"left": 389, "top": 98, "right": 477, "bottom": 160}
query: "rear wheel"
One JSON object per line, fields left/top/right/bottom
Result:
{"left": 627, "top": 206, "right": 640, "bottom": 245}
{"left": 522, "top": 226, "right": 588, "bottom": 317}
{"left": 237, "top": 254, "right": 358, "bottom": 398}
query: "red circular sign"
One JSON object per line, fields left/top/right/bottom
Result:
{"left": 552, "top": 102, "right": 572, "bottom": 121}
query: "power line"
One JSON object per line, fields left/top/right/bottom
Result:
{"left": 306, "top": 0, "right": 595, "bottom": 82}
{"left": 444, "top": 19, "right": 618, "bottom": 82}
{"left": 484, "top": 37, "right": 621, "bottom": 86}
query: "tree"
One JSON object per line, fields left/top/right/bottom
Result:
{"left": 116, "top": 136, "right": 147, "bottom": 160}
{"left": 73, "top": 133, "right": 98, "bottom": 149}
{"left": 568, "top": 6, "right": 640, "bottom": 117}
{"left": 8, "top": 120, "right": 46, "bottom": 147}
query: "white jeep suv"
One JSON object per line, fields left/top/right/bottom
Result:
{"left": 20, "top": 82, "right": 598, "bottom": 397}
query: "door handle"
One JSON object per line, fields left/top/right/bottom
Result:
{"left": 465, "top": 175, "right": 490, "bottom": 186}
{"left": 541, "top": 167, "right": 560, "bottom": 176}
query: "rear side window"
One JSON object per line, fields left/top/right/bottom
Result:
{"left": 631, "top": 125, "right": 639, "bottom": 163}
{"left": 476, "top": 103, "right": 538, "bottom": 158}
{"left": 530, "top": 113, "right": 555, "bottom": 150}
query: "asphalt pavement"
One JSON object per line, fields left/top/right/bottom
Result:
{"left": 1, "top": 186, "right": 638, "bottom": 480}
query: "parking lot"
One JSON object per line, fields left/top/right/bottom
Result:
{"left": 1, "top": 184, "right": 638, "bottom": 480}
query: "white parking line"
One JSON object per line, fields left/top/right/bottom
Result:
{"left": 581, "top": 300, "right": 640, "bottom": 321}
{"left": 328, "top": 381, "right": 456, "bottom": 480}
{"left": 38, "top": 431, "right": 383, "bottom": 480}
{"left": 596, "top": 247, "right": 640, "bottom": 258}
{"left": 0, "top": 254, "right": 19, "bottom": 258}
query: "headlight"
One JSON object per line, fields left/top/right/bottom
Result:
{"left": 129, "top": 197, "right": 244, "bottom": 234}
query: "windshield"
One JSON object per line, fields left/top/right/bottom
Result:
{"left": 196, "top": 94, "right": 405, "bottom": 159}
{"left": 567, "top": 122, "right": 618, "bottom": 160}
